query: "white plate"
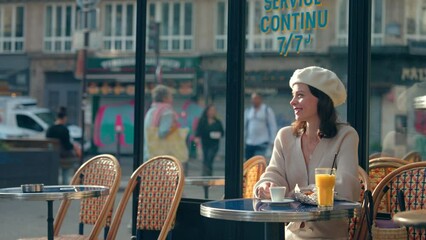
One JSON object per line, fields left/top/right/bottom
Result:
{"left": 261, "top": 199, "right": 295, "bottom": 204}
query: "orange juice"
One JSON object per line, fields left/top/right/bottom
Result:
{"left": 315, "top": 170, "right": 336, "bottom": 208}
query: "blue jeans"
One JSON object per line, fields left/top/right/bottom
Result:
{"left": 202, "top": 144, "right": 219, "bottom": 176}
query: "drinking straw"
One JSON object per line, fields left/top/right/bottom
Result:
{"left": 331, "top": 153, "right": 338, "bottom": 174}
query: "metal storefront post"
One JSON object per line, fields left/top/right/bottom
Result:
{"left": 134, "top": 0, "right": 148, "bottom": 237}
{"left": 225, "top": 0, "right": 246, "bottom": 239}
{"left": 347, "top": 0, "right": 371, "bottom": 171}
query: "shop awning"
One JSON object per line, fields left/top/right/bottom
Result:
{"left": 86, "top": 56, "right": 200, "bottom": 82}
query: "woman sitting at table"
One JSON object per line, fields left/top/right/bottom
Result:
{"left": 254, "top": 66, "right": 360, "bottom": 239}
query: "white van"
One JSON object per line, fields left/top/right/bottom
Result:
{"left": 0, "top": 96, "right": 85, "bottom": 147}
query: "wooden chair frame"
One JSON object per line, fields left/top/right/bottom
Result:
{"left": 369, "top": 157, "right": 409, "bottom": 169}
{"left": 350, "top": 166, "right": 372, "bottom": 240}
{"left": 402, "top": 151, "right": 422, "bottom": 163}
{"left": 243, "top": 155, "right": 267, "bottom": 198}
{"left": 107, "top": 155, "right": 184, "bottom": 240}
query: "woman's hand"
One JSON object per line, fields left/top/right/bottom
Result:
{"left": 255, "top": 181, "right": 275, "bottom": 199}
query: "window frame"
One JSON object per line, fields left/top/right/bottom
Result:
{"left": 148, "top": 1, "right": 194, "bottom": 52}
{"left": 102, "top": 2, "right": 137, "bottom": 52}
{"left": 372, "top": 0, "right": 385, "bottom": 46}
{"left": 337, "top": 0, "right": 384, "bottom": 46}
{"left": 215, "top": 1, "right": 228, "bottom": 51}
{"left": 43, "top": 3, "right": 77, "bottom": 53}
{"left": 0, "top": 4, "right": 25, "bottom": 53}
{"left": 404, "top": 0, "right": 426, "bottom": 42}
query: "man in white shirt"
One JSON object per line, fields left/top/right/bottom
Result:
{"left": 244, "top": 92, "right": 278, "bottom": 160}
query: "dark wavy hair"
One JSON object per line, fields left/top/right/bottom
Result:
{"left": 198, "top": 104, "right": 216, "bottom": 129}
{"left": 292, "top": 85, "right": 338, "bottom": 138}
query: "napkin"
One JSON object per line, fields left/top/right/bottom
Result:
{"left": 294, "top": 184, "right": 317, "bottom": 205}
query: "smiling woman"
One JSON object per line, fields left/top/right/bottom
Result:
{"left": 254, "top": 66, "right": 359, "bottom": 239}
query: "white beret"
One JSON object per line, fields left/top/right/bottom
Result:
{"left": 289, "top": 66, "right": 347, "bottom": 107}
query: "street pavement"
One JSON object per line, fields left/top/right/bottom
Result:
{"left": 0, "top": 155, "right": 225, "bottom": 239}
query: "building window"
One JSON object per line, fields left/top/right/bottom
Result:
{"left": 336, "top": 0, "right": 348, "bottom": 46}
{"left": 44, "top": 4, "right": 76, "bottom": 53}
{"left": 148, "top": 1, "right": 193, "bottom": 52}
{"left": 405, "top": 0, "right": 426, "bottom": 41}
{"left": 246, "top": 0, "right": 279, "bottom": 52}
{"left": 103, "top": 2, "right": 136, "bottom": 51}
{"left": 0, "top": 5, "right": 24, "bottom": 53}
{"left": 372, "top": 0, "right": 384, "bottom": 45}
{"left": 215, "top": 1, "right": 227, "bottom": 51}
{"left": 337, "top": 0, "right": 384, "bottom": 46}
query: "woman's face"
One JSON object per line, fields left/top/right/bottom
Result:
{"left": 207, "top": 106, "right": 216, "bottom": 118}
{"left": 290, "top": 83, "right": 319, "bottom": 122}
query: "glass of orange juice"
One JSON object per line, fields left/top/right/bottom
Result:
{"left": 315, "top": 168, "right": 336, "bottom": 209}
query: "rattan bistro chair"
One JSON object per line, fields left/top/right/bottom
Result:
{"left": 372, "top": 162, "right": 426, "bottom": 239}
{"left": 19, "top": 154, "right": 122, "bottom": 240}
{"left": 243, "top": 155, "right": 267, "bottom": 198}
{"left": 369, "top": 157, "right": 408, "bottom": 214}
{"left": 402, "top": 151, "right": 422, "bottom": 163}
{"left": 106, "top": 155, "right": 185, "bottom": 240}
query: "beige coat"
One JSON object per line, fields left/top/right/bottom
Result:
{"left": 254, "top": 124, "right": 360, "bottom": 239}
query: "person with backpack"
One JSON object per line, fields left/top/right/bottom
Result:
{"left": 244, "top": 92, "right": 277, "bottom": 160}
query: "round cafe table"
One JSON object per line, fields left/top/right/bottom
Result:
{"left": 185, "top": 176, "right": 225, "bottom": 199}
{"left": 201, "top": 198, "right": 361, "bottom": 240}
{"left": 393, "top": 209, "right": 426, "bottom": 228}
{"left": 0, "top": 185, "right": 109, "bottom": 240}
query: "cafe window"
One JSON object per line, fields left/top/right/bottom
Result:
{"left": 44, "top": 3, "right": 76, "bottom": 53}
{"left": 370, "top": 0, "right": 426, "bottom": 160}
{"left": 337, "top": 0, "right": 384, "bottom": 46}
{"left": 0, "top": 4, "right": 24, "bottom": 53}
{"left": 103, "top": 2, "right": 136, "bottom": 51}
{"left": 148, "top": 1, "right": 193, "bottom": 52}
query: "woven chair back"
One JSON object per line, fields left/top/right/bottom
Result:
{"left": 107, "top": 155, "right": 184, "bottom": 240}
{"left": 54, "top": 154, "right": 121, "bottom": 239}
{"left": 369, "top": 157, "right": 408, "bottom": 213}
{"left": 243, "top": 155, "right": 267, "bottom": 198}
{"left": 372, "top": 162, "right": 426, "bottom": 239}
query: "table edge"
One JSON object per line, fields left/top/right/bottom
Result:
{"left": 0, "top": 185, "right": 109, "bottom": 201}
{"left": 200, "top": 199, "right": 359, "bottom": 223}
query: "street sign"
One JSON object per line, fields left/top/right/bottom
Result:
{"left": 72, "top": 30, "right": 102, "bottom": 50}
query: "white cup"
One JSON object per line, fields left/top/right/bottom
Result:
{"left": 270, "top": 186, "right": 286, "bottom": 202}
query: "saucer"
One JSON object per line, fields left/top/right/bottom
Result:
{"left": 261, "top": 198, "right": 295, "bottom": 204}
